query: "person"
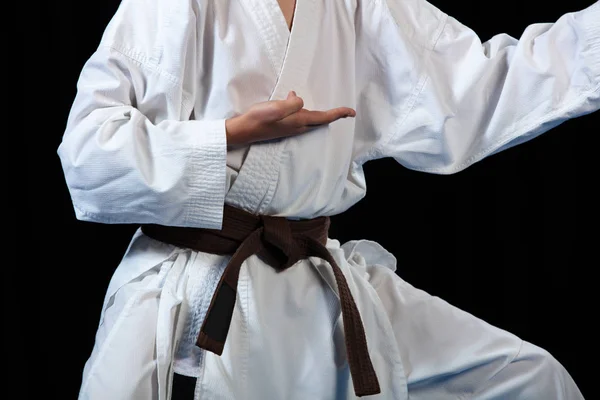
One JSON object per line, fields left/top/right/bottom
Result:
{"left": 58, "top": 0, "right": 599, "bottom": 398}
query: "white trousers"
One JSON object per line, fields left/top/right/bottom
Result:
{"left": 78, "top": 229, "right": 583, "bottom": 399}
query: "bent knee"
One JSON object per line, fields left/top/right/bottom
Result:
{"left": 519, "top": 342, "right": 565, "bottom": 375}
{"left": 507, "top": 341, "right": 583, "bottom": 399}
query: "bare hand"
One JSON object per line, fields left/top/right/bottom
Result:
{"left": 225, "top": 91, "right": 356, "bottom": 146}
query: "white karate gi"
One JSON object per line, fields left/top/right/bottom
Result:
{"left": 58, "top": 0, "right": 599, "bottom": 398}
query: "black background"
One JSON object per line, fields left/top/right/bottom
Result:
{"left": 32, "top": 0, "right": 597, "bottom": 398}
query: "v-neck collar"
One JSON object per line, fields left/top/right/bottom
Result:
{"left": 274, "top": 0, "right": 297, "bottom": 33}
{"left": 226, "top": 0, "right": 321, "bottom": 214}
{"left": 238, "top": 0, "right": 292, "bottom": 78}
{"left": 236, "top": 0, "right": 319, "bottom": 98}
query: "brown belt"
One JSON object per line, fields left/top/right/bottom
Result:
{"left": 141, "top": 205, "right": 380, "bottom": 396}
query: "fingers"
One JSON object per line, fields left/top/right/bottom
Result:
{"left": 262, "top": 92, "right": 355, "bottom": 125}
{"left": 242, "top": 93, "right": 356, "bottom": 143}
{"left": 298, "top": 107, "right": 356, "bottom": 126}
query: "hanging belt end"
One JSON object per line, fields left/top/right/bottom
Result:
{"left": 352, "top": 368, "right": 381, "bottom": 397}
{"left": 355, "top": 380, "right": 381, "bottom": 397}
{"left": 196, "top": 332, "right": 225, "bottom": 356}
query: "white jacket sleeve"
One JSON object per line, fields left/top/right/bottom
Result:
{"left": 365, "top": 0, "right": 600, "bottom": 174}
{"left": 57, "top": 0, "right": 227, "bottom": 229}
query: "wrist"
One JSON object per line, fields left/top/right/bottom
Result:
{"left": 225, "top": 115, "right": 248, "bottom": 146}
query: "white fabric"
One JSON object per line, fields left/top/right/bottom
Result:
{"left": 79, "top": 232, "right": 583, "bottom": 399}
{"left": 58, "top": 0, "right": 599, "bottom": 398}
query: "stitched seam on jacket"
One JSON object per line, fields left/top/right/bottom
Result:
{"left": 101, "top": 44, "right": 194, "bottom": 114}
{"left": 370, "top": 72, "right": 430, "bottom": 161}
{"left": 376, "top": 0, "right": 448, "bottom": 51}
{"left": 365, "top": 0, "right": 445, "bottom": 160}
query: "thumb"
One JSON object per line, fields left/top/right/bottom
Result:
{"left": 277, "top": 91, "right": 304, "bottom": 119}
